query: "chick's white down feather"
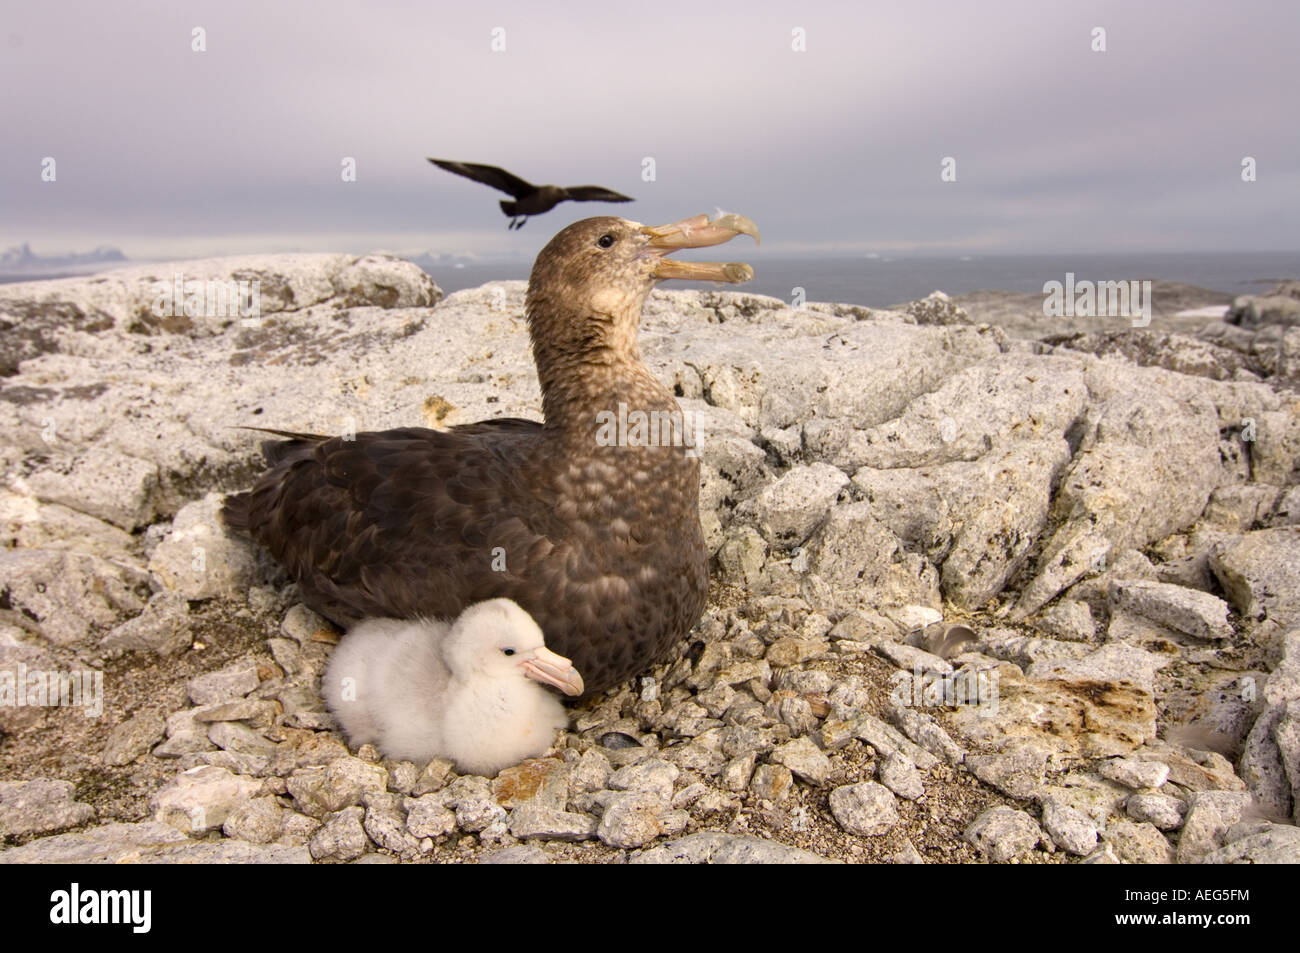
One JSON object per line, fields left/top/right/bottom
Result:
{"left": 322, "top": 598, "right": 575, "bottom": 776}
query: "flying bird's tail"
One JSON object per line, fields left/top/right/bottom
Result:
{"left": 499, "top": 199, "right": 518, "bottom": 216}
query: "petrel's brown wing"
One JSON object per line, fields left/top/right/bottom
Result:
{"left": 562, "top": 186, "right": 634, "bottom": 203}
{"left": 427, "top": 159, "right": 537, "bottom": 199}
{"left": 224, "top": 424, "right": 576, "bottom": 629}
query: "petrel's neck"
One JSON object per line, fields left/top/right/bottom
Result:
{"left": 527, "top": 299, "right": 677, "bottom": 437}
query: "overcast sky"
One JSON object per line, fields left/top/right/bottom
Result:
{"left": 2, "top": 0, "right": 1297, "bottom": 260}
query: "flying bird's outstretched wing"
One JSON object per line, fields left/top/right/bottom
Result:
{"left": 427, "top": 159, "right": 536, "bottom": 198}
{"left": 564, "top": 186, "right": 634, "bottom": 202}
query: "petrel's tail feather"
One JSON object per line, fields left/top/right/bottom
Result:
{"left": 222, "top": 426, "right": 332, "bottom": 534}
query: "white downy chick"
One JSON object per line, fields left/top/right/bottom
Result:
{"left": 322, "top": 598, "right": 583, "bottom": 776}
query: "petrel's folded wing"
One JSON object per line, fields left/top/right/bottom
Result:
{"left": 427, "top": 159, "right": 537, "bottom": 198}
{"left": 563, "top": 186, "right": 634, "bottom": 203}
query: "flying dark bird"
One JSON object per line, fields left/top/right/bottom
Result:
{"left": 427, "top": 158, "right": 633, "bottom": 229}
{"left": 223, "top": 212, "right": 759, "bottom": 695}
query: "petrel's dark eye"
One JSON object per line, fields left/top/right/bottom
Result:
{"left": 597, "top": 234, "right": 615, "bottom": 249}
{"left": 502, "top": 648, "right": 516, "bottom": 656}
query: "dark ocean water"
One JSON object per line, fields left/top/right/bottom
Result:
{"left": 4, "top": 251, "right": 1294, "bottom": 307}
{"left": 427, "top": 252, "right": 1297, "bottom": 308}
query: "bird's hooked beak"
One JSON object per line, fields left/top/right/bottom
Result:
{"left": 639, "top": 213, "right": 759, "bottom": 284}
{"left": 522, "top": 646, "right": 585, "bottom": 697}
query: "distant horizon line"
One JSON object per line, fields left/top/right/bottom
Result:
{"left": 3, "top": 245, "right": 1297, "bottom": 272}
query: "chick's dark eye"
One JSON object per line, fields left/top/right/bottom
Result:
{"left": 597, "top": 234, "right": 615, "bottom": 249}
{"left": 502, "top": 648, "right": 516, "bottom": 656}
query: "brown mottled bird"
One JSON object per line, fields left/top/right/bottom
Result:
{"left": 427, "top": 158, "right": 633, "bottom": 229}
{"left": 222, "top": 213, "right": 759, "bottom": 696}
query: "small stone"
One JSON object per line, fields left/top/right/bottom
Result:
{"left": 1175, "top": 790, "right": 1254, "bottom": 863}
{"left": 411, "top": 758, "right": 454, "bottom": 796}
{"left": 385, "top": 761, "right": 420, "bottom": 795}
{"left": 1040, "top": 797, "right": 1098, "bottom": 856}
{"left": 1104, "top": 819, "right": 1174, "bottom": 864}
{"left": 309, "top": 806, "right": 369, "bottom": 862}
{"left": 1099, "top": 757, "right": 1170, "bottom": 790}
{"left": 186, "top": 658, "right": 260, "bottom": 706}
{"left": 404, "top": 795, "right": 457, "bottom": 839}
{"left": 507, "top": 804, "right": 598, "bottom": 841}
{"left": 965, "top": 806, "right": 1042, "bottom": 862}
{"left": 720, "top": 753, "right": 757, "bottom": 792}
{"left": 770, "top": 736, "right": 832, "bottom": 786}
{"left": 281, "top": 604, "right": 333, "bottom": 645}
{"left": 1199, "top": 824, "right": 1300, "bottom": 863}
{"left": 222, "top": 797, "right": 285, "bottom": 844}
{"left": 286, "top": 757, "right": 389, "bottom": 818}
{"left": 207, "top": 721, "right": 277, "bottom": 757}
{"left": 362, "top": 792, "right": 420, "bottom": 857}
{"left": 0, "top": 779, "right": 95, "bottom": 838}
{"left": 829, "top": 781, "right": 900, "bottom": 836}
{"left": 631, "top": 832, "right": 840, "bottom": 864}
{"left": 277, "top": 812, "right": 321, "bottom": 846}
{"left": 152, "top": 765, "right": 261, "bottom": 834}
{"left": 101, "top": 711, "right": 165, "bottom": 766}
{"left": 875, "top": 641, "right": 953, "bottom": 675}
{"left": 596, "top": 791, "right": 675, "bottom": 849}
{"left": 480, "top": 845, "right": 551, "bottom": 864}
{"left": 1036, "top": 600, "right": 1095, "bottom": 642}
{"left": 493, "top": 758, "right": 569, "bottom": 809}
{"left": 190, "top": 698, "right": 279, "bottom": 727}
{"left": 671, "top": 782, "right": 708, "bottom": 809}
{"left": 749, "top": 763, "right": 794, "bottom": 802}
{"left": 1125, "top": 793, "right": 1186, "bottom": 831}
{"left": 607, "top": 759, "right": 679, "bottom": 800}
{"left": 966, "top": 745, "right": 1049, "bottom": 799}
{"left": 1110, "top": 579, "right": 1232, "bottom": 641}
{"left": 878, "top": 752, "right": 925, "bottom": 800}
{"left": 444, "top": 776, "right": 505, "bottom": 833}
{"left": 890, "top": 839, "right": 926, "bottom": 864}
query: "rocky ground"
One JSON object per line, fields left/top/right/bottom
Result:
{"left": 1, "top": 256, "right": 1298, "bottom": 864}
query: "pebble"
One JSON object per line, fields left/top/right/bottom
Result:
{"left": 0, "top": 779, "right": 95, "bottom": 838}
{"left": 286, "top": 757, "right": 388, "bottom": 818}
{"left": 1099, "top": 757, "right": 1170, "bottom": 790}
{"left": 362, "top": 792, "right": 421, "bottom": 857}
{"left": 309, "top": 806, "right": 369, "bottom": 862}
{"left": 404, "top": 795, "right": 457, "bottom": 839}
{"left": 1103, "top": 819, "right": 1175, "bottom": 864}
{"left": 631, "top": 832, "right": 840, "bottom": 864}
{"left": 222, "top": 797, "right": 286, "bottom": 844}
{"left": 770, "top": 736, "right": 832, "bottom": 786}
{"left": 964, "top": 806, "right": 1042, "bottom": 862}
{"left": 608, "top": 759, "right": 679, "bottom": 800}
{"left": 186, "top": 658, "right": 260, "bottom": 706}
{"left": 828, "top": 781, "right": 900, "bottom": 836}
{"left": 101, "top": 711, "right": 165, "bottom": 766}
{"left": 1039, "top": 797, "right": 1098, "bottom": 856}
{"left": 507, "top": 804, "right": 598, "bottom": 841}
{"left": 596, "top": 792, "right": 686, "bottom": 849}
{"left": 878, "top": 752, "right": 925, "bottom": 800}
{"left": 208, "top": 721, "right": 278, "bottom": 757}
{"left": 749, "top": 763, "right": 794, "bottom": 802}
{"left": 152, "top": 765, "right": 261, "bottom": 834}
{"left": 1125, "top": 792, "right": 1186, "bottom": 830}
